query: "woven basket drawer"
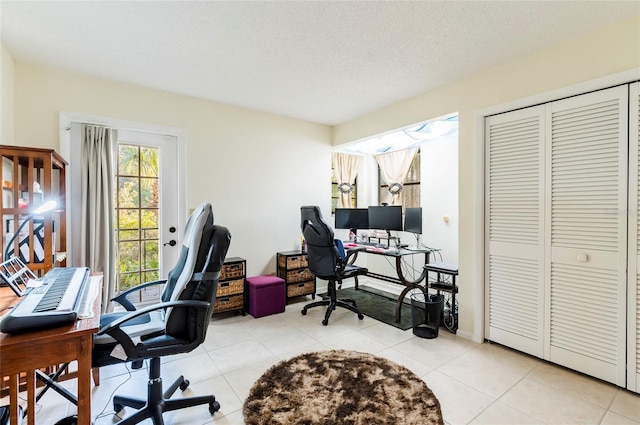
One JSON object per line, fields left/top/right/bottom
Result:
{"left": 214, "top": 294, "right": 244, "bottom": 312}
{"left": 278, "top": 255, "right": 308, "bottom": 270}
{"left": 287, "top": 281, "right": 315, "bottom": 297}
{"left": 279, "top": 268, "right": 313, "bottom": 283}
{"left": 217, "top": 278, "right": 244, "bottom": 297}
{"left": 221, "top": 262, "right": 245, "bottom": 280}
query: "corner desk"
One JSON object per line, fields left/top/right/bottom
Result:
{"left": 0, "top": 275, "right": 102, "bottom": 425}
{"left": 344, "top": 244, "right": 438, "bottom": 322}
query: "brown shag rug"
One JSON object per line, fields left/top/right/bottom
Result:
{"left": 243, "top": 349, "right": 443, "bottom": 425}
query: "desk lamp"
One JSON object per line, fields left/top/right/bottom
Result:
{"left": 4, "top": 200, "right": 58, "bottom": 261}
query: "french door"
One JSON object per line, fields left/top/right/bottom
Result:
{"left": 65, "top": 121, "right": 183, "bottom": 307}
{"left": 115, "top": 130, "right": 180, "bottom": 304}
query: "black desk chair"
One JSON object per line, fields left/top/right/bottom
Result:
{"left": 300, "top": 206, "right": 367, "bottom": 325}
{"left": 92, "top": 202, "right": 231, "bottom": 425}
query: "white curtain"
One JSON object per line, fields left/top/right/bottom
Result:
{"left": 332, "top": 152, "right": 362, "bottom": 208}
{"left": 80, "top": 124, "right": 116, "bottom": 313}
{"left": 375, "top": 147, "right": 418, "bottom": 205}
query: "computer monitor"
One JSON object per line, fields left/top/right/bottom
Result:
{"left": 404, "top": 207, "right": 422, "bottom": 234}
{"left": 368, "top": 205, "right": 403, "bottom": 238}
{"left": 404, "top": 207, "right": 422, "bottom": 249}
{"left": 334, "top": 208, "right": 369, "bottom": 234}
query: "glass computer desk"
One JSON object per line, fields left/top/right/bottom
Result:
{"left": 344, "top": 244, "right": 439, "bottom": 322}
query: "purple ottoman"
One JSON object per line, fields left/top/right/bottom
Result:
{"left": 246, "top": 275, "right": 286, "bottom": 318}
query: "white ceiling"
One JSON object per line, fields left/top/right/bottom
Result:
{"left": 1, "top": 1, "right": 638, "bottom": 126}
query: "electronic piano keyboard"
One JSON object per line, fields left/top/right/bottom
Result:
{"left": 0, "top": 266, "right": 90, "bottom": 334}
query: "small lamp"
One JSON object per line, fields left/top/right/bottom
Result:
{"left": 4, "top": 200, "right": 58, "bottom": 262}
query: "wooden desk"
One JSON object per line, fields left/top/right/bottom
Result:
{"left": 0, "top": 275, "right": 102, "bottom": 425}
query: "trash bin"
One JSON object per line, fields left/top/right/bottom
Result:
{"left": 410, "top": 292, "right": 445, "bottom": 339}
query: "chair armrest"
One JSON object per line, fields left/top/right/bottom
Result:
{"left": 96, "top": 299, "right": 210, "bottom": 337}
{"left": 343, "top": 246, "right": 365, "bottom": 265}
{"left": 96, "top": 300, "right": 211, "bottom": 358}
{"left": 110, "top": 279, "right": 168, "bottom": 311}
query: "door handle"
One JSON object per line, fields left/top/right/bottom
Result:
{"left": 164, "top": 240, "right": 177, "bottom": 247}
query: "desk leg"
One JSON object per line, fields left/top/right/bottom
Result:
{"left": 92, "top": 368, "right": 100, "bottom": 387}
{"left": 26, "top": 371, "right": 35, "bottom": 425}
{"left": 392, "top": 252, "right": 430, "bottom": 322}
{"left": 396, "top": 286, "right": 415, "bottom": 322}
{"left": 77, "top": 336, "right": 92, "bottom": 425}
{"left": 8, "top": 374, "right": 19, "bottom": 425}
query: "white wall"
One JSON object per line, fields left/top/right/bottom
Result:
{"left": 11, "top": 61, "right": 332, "bottom": 278}
{"left": 334, "top": 16, "right": 640, "bottom": 341}
{"left": 0, "top": 44, "right": 14, "bottom": 144}
{"left": 419, "top": 132, "right": 458, "bottom": 264}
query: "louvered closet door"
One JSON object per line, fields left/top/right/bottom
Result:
{"left": 485, "top": 106, "right": 545, "bottom": 357}
{"left": 547, "top": 86, "right": 628, "bottom": 386}
{"left": 628, "top": 82, "right": 640, "bottom": 393}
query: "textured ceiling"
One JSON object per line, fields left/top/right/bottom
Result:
{"left": 1, "top": 1, "right": 638, "bottom": 126}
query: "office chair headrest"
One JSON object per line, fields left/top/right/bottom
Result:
{"left": 164, "top": 203, "right": 212, "bottom": 305}
{"left": 300, "top": 205, "right": 335, "bottom": 248}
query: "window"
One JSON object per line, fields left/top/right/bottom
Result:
{"left": 331, "top": 167, "right": 357, "bottom": 213}
{"left": 115, "top": 144, "right": 160, "bottom": 294}
{"left": 378, "top": 150, "right": 420, "bottom": 207}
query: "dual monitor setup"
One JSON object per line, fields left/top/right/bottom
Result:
{"left": 334, "top": 206, "right": 422, "bottom": 249}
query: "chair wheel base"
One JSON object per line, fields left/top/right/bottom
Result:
{"left": 322, "top": 319, "right": 328, "bottom": 326}
{"left": 209, "top": 401, "right": 220, "bottom": 414}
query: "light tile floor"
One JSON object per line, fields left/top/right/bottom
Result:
{"left": 7, "top": 298, "right": 640, "bottom": 425}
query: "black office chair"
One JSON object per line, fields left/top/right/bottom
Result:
{"left": 91, "top": 202, "right": 231, "bottom": 425}
{"left": 300, "top": 206, "right": 367, "bottom": 325}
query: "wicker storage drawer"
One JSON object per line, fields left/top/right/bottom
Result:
{"left": 221, "top": 261, "right": 245, "bottom": 280}
{"left": 287, "top": 281, "right": 315, "bottom": 297}
{"left": 279, "top": 268, "right": 313, "bottom": 283}
{"left": 277, "top": 254, "right": 308, "bottom": 270}
{"left": 214, "top": 294, "right": 244, "bottom": 313}
{"left": 217, "top": 278, "right": 244, "bottom": 297}
{"left": 277, "top": 251, "right": 316, "bottom": 302}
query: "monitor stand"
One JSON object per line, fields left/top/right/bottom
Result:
{"left": 407, "top": 233, "right": 421, "bottom": 250}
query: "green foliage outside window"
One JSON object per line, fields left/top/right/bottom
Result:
{"left": 115, "top": 145, "right": 160, "bottom": 293}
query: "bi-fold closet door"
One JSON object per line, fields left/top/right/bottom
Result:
{"left": 486, "top": 84, "right": 634, "bottom": 389}
{"left": 628, "top": 82, "right": 640, "bottom": 393}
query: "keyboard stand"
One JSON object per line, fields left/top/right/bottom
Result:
{"left": 13, "top": 365, "right": 80, "bottom": 421}
{"left": 33, "top": 366, "right": 78, "bottom": 407}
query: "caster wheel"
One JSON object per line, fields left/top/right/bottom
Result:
{"left": 114, "top": 403, "right": 123, "bottom": 413}
{"left": 209, "top": 401, "right": 221, "bottom": 414}
{"left": 357, "top": 313, "right": 364, "bottom": 320}
{"left": 322, "top": 319, "right": 328, "bottom": 326}
{"left": 179, "top": 379, "right": 190, "bottom": 391}
{"left": 301, "top": 309, "right": 307, "bottom": 315}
